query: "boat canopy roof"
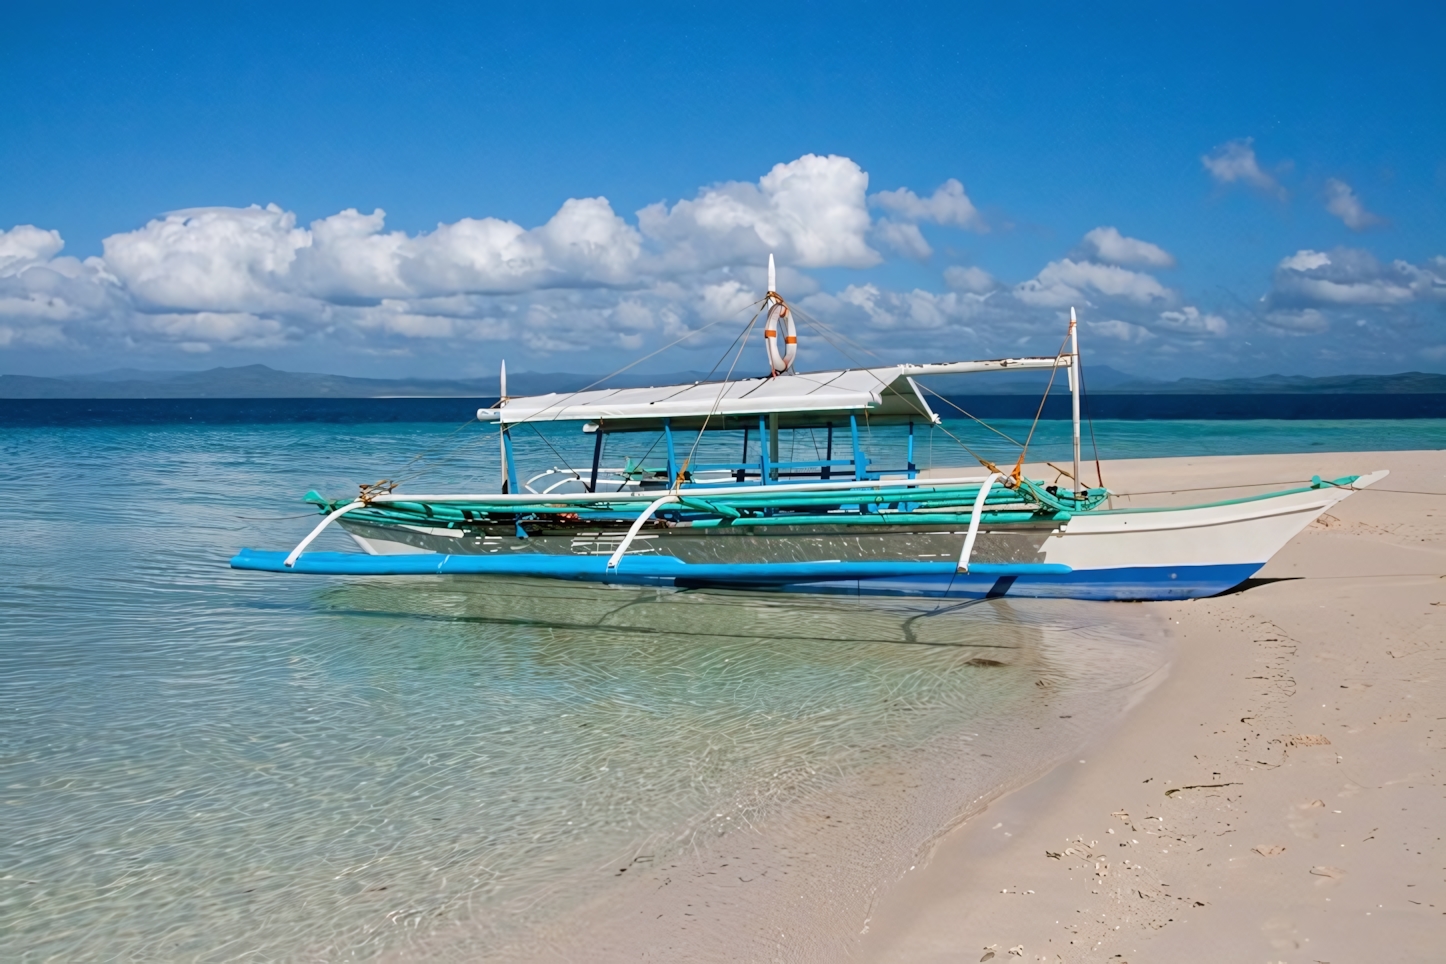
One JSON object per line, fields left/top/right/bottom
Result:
{"left": 477, "top": 356, "right": 1071, "bottom": 432}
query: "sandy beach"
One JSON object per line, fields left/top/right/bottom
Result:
{"left": 861, "top": 449, "right": 1446, "bottom": 963}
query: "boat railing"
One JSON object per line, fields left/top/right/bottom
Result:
{"left": 524, "top": 467, "right": 643, "bottom": 495}
{"left": 524, "top": 453, "right": 918, "bottom": 493}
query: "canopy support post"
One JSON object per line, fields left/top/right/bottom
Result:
{"left": 502, "top": 427, "right": 519, "bottom": 494}
{"left": 664, "top": 419, "right": 677, "bottom": 484}
{"left": 588, "top": 430, "right": 604, "bottom": 493}
{"left": 823, "top": 423, "right": 833, "bottom": 480}
{"left": 768, "top": 413, "right": 780, "bottom": 481}
{"left": 758, "top": 415, "right": 770, "bottom": 485}
{"left": 605, "top": 495, "right": 680, "bottom": 570}
{"left": 907, "top": 420, "right": 916, "bottom": 479}
{"left": 956, "top": 473, "right": 1001, "bottom": 573}
{"left": 849, "top": 415, "right": 865, "bottom": 481}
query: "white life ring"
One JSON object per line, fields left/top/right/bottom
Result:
{"left": 763, "top": 298, "right": 797, "bottom": 375}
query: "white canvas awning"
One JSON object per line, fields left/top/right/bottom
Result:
{"left": 477, "top": 357, "right": 1070, "bottom": 431}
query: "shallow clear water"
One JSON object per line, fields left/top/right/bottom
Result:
{"left": 1, "top": 415, "right": 1434, "bottom": 961}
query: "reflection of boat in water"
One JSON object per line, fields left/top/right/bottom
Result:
{"left": 233, "top": 257, "right": 1384, "bottom": 602}
{"left": 314, "top": 575, "right": 1046, "bottom": 651}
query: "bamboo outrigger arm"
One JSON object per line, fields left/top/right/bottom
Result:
{"left": 956, "top": 473, "right": 1001, "bottom": 573}
{"left": 284, "top": 500, "right": 366, "bottom": 568}
{"left": 606, "top": 495, "right": 680, "bottom": 571}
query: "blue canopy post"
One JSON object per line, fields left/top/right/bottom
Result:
{"left": 501, "top": 428, "right": 519, "bottom": 494}
{"left": 664, "top": 419, "right": 677, "bottom": 483}
{"left": 768, "top": 413, "right": 780, "bottom": 482}
{"left": 588, "top": 428, "right": 605, "bottom": 493}
{"left": 849, "top": 415, "right": 866, "bottom": 481}
{"left": 758, "top": 414, "right": 771, "bottom": 485}
{"left": 907, "top": 420, "right": 917, "bottom": 479}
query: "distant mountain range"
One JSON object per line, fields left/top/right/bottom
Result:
{"left": 1105, "top": 371, "right": 1446, "bottom": 394}
{"left": 3, "top": 363, "right": 1445, "bottom": 399}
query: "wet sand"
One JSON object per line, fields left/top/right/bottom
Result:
{"left": 861, "top": 450, "right": 1446, "bottom": 963}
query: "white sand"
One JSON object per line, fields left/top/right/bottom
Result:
{"left": 860, "top": 450, "right": 1446, "bottom": 962}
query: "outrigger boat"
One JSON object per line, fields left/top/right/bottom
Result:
{"left": 232, "top": 257, "right": 1385, "bottom": 601}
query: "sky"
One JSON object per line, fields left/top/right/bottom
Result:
{"left": 1, "top": 2, "right": 1443, "bottom": 380}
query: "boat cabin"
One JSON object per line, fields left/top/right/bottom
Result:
{"left": 475, "top": 358, "right": 1073, "bottom": 494}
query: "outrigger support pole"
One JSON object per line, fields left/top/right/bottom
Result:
{"left": 956, "top": 473, "right": 1001, "bottom": 574}
{"left": 606, "top": 495, "right": 680, "bottom": 571}
{"left": 284, "top": 500, "right": 366, "bottom": 568}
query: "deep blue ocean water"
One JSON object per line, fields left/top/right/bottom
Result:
{"left": 1, "top": 401, "right": 1440, "bottom": 960}
{"left": 5, "top": 393, "right": 1446, "bottom": 426}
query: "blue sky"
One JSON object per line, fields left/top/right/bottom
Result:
{"left": 2, "top": 2, "right": 1443, "bottom": 379}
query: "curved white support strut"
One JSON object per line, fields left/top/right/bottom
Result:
{"left": 956, "top": 473, "right": 1001, "bottom": 573}
{"left": 284, "top": 500, "right": 366, "bottom": 568}
{"left": 605, "top": 495, "right": 679, "bottom": 571}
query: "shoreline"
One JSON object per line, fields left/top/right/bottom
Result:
{"left": 447, "top": 600, "right": 1169, "bottom": 963}
{"left": 860, "top": 449, "right": 1446, "bottom": 962}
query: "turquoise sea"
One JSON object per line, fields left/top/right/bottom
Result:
{"left": 2, "top": 409, "right": 1442, "bottom": 961}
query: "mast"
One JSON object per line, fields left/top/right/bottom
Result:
{"left": 1069, "top": 308, "right": 1082, "bottom": 497}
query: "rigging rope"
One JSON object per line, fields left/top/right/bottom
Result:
{"left": 1078, "top": 354, "right": 1106, "bottom": 489}
{"left": 675, "top": 306, "right": 765, "bottom": 488}
{"left": 386, "top": 306, "right": 762, "bottom": 488}
{"left": 788, "top": 305, "right": 1007, "bottom": 475}
{"left": 1008, "top": 326, "right": 1073, "bottom": 486}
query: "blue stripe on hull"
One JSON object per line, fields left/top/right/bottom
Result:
{"left": 782, "top": 563, "right": 1263, "bottom": 601}
{"left": 231, "top": 550, "right": 1260, "bottom": 601}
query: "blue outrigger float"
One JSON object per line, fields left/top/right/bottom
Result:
{"left": 233, "top": 259, "right": 1384, "bottom": 601}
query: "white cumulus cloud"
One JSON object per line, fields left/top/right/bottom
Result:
{"left": 1087, "top": 319, "right": 1154, "bottom": 343}
{"left": 0, "top": 225, "right": 65, "bottom": 278}
{"left": 402, "top": 196, "right": 642, "bottom": 295}
{"left": 943, "top": 265, "right": 997, "bottom": 293}
{"left": 873, "top": 220, "right": 933, "bottom": 260}
{"left": 1323, "top": 178, "right": 1383, "bottom": 231}
{"left": 1014, "top": 259, "right": 1172, "bottom": 308}
{"left": 638, "top": 154, "right": 878, "bottom": 270}
{"left": 102, "top": 204, "right": 311, "bottom": 313}
{"left": 11, "top": 154, "right": 1435, "bottom": 375}
{"left": 1153, "top": 306, "right": 1227, "bottom": 336}
{"left": 1262, "top": 308, "right": 1330, "bottom": 334}
{"left": 1077, "top": 227, "right": 1175, "bottom": 268}
{"left": 1266, "top": 247, "right": 1442, "bottom": 308}
{"left": 0, "top": 226, "right": 124, "bottom": 348}
{"left": 1201, "top": 138, "right": 1285, "bottom": 198}
{"left": 803, "top": 284, "right": 985, "bottom": 334}
{"left": 870, "top": 179, "right": 986, "bottom": 231}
